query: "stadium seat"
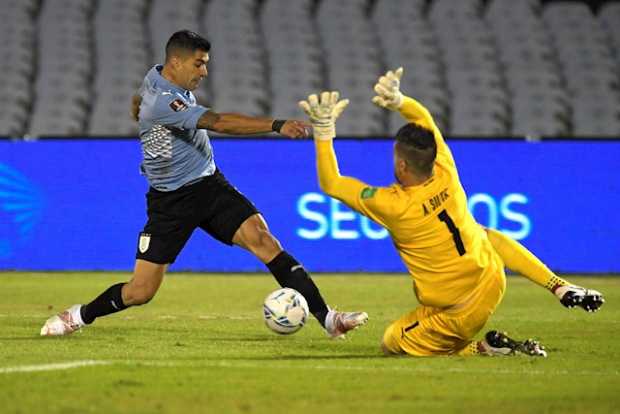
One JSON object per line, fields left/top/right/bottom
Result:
{"left": 542, "top": 1, "right": 620, "bottom": 137}
{"left": 3, "top": 0, "right": 618, "bottom": 138}
{"left": 600, "top": 2, "right": 620, "bottom": 58}
{"left": 26, "top": 0, "right": 93, "bottom": 137}
{"left": 572, "top": 97, "right": 620, "bottom": 136}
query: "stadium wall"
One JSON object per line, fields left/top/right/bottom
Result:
{"left": 1, "top": 138, "right": 618, "bottom": 273}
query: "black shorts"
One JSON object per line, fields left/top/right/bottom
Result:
{"left": 136, "top": 169, "right": 259, "bottom": 264}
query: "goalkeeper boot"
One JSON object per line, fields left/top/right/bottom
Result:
{"left": 554, "top": 285, "right": 605, "bottom": 312}
{"left": 481, "top": 330, "right": 547, "bottom": 357}
{"left": 325, "top": 310, "right": 368, "bottom": 338}
{"left": 40, "top": 304, "right": 85, "bottom": 336}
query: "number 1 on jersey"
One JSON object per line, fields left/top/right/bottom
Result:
{"left": 438, "top": 210, "right": 466, "bottom": 256}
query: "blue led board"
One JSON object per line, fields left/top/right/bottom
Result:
{"left": 1, "top": 139, "right": 618, "bottom": 272}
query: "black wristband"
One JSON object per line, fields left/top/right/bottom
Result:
{"left": 271, "top": 119, "right": 286, "bottom": 133}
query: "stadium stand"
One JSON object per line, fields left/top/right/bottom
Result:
{"left": 373, "top": 0, "right": 450, "bottom": 133}
{"left": 487, "top": 0, "right": 571, "bottom": 137}
{"left": 544, "top": 2, "right": 620, "bottom": 136}
{"left": 0, "top": 0, "right": 37, "bottom": 137}
{"left": 316, "top": 0, "right": 385, "bottom": 135}
{"left": 89, "top": 0, "right": 149, "bottom": 136}
{"left": 430, "top": 0, "right": 510, "bottom": 136}
{"left": 28, "top": 0, "right": 94, "bottom": 136}
{"left": 0, "top": 0, "right": 618, "bottom": 138}
{"left": 203, "top": 0, "right": 268, "bottom": 115}
{"left": 262, "top": 0, "right": 322, "bottom": 120}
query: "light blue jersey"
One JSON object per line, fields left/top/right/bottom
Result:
{"left": 137, "top": 65, "right": 216, "bottom": 191}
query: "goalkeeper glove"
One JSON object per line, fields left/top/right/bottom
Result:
{"left": 372, "top": 67, "right": 404, "bottom": 111}
{"left": 298, "top": 91, "right": 349, "bottom": 141}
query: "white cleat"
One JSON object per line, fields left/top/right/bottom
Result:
{"left": 40, "top": 305, "right": 85, "bottom": 336}
{"left": 325, "top": 310, "right": 369, "bottom": 338}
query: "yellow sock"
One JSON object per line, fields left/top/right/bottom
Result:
{"left": 456, "top": 341, "right": 482, "bottom": 356}
{"left": 486, "top": 228, "right": 568, "bottom": 292}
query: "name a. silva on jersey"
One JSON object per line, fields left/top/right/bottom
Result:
{"left": 423, "top": 189, "right": 449, "bottom": 216}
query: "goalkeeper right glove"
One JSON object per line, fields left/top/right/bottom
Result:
{"left": 298, "top": 91, "right": 349, "bottom": 141}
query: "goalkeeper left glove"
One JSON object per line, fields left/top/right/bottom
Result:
{"left": 372, "top": 67, "right": 404, "bottom": 111}
{"left": 299, "top": 91, "right": 349, "bottom": 141}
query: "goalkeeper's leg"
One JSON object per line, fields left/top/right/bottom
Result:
{"left": 457, "top": 331, "right": 547, "bottom": 357}
{"left": 485, "top": 228, "right": 604, "bottom": 311}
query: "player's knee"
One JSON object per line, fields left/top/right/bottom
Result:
{"left": 248, "top": 228, "right": 281, "bottom": 257}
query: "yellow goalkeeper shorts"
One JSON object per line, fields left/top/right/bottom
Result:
{"left": 382, "top": 264, "right": 506, "bottom": 356}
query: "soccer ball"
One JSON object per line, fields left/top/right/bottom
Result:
{"left": 263, "top": 288, "right": 309, "bottom": 335}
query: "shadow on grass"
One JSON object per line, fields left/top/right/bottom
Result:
{"left": 217, "top": 354, "right": 385, "bottom": 361}
{"left": 0, "top": 336, "right": 46, "bottom": 341}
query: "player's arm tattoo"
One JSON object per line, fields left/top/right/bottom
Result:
{"left": 196, "top": 111, "right": 222, "bottom": 130}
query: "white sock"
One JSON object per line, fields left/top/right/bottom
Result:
{"left": 70, "top": 305, "right": 86, "bottom": 326}
{"left": 325, "top": 309, "right": 336, "bottom": 333}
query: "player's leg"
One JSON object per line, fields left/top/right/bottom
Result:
{"left": 381, "top": 306, "right": 451, "bottom": 356}
{"left": 41, "top": 184, "right": 195, "bottom": 336}
{"left": 40, "top": 260, "right": 167, "bottom": 336}
{"left": 198, "top": 170, "right": 367, "bottom": 336}
{"left": 232, "top": 214, "right": 368, "bottom": 336}
{"left": 485, "top": 228, "right": 604, "bottom": 311}
{"left": 233, "top": 214, "right": 329, "bottom": 323}
{"left": 457, "top": 331, "right": 547, "bottom": 357}
{"left": 383, "top": 268, "right": 507, "bottom": 357}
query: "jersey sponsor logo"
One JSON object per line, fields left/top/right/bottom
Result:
{"left": 169, "top": 98, "right": 188, "bottom": 112}
{"left": 139, "top": 233, "right": 151, "bottom": 253}
{"left": 361, "top": 187, "right": 378, "bottom": 199}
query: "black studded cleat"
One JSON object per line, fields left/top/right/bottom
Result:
{"left": 555, "top": 286, "right": 605, "bottom": 312}
{"left": 481, "top": 330, "right": 547, "bottom": 357}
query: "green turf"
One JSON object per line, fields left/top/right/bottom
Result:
{"left": 0, "top": 273, "right": 618, "bottom": 414}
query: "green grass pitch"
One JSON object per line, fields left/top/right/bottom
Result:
{"left": 1, "top": 273, "right": 618, "bottom": 414}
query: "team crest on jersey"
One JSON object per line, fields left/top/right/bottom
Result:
{"left": 139, "top": 233, "right": 151, "bottom": 253}
{"left": 169, "top": 98, "right": 188, "bottom": 112}
{"left": 361, "top": 187, "right": 378, "bottom": 199}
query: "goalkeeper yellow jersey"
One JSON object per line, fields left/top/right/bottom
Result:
{"left": 315, "top": 96, "right": 502, "bottom": 308}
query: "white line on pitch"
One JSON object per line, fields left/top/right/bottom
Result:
{"left": 2, "top": 359, "right": 617, "bottom": 377}
{"left": 116, "top": 360, "right": 620, "bottom": 377}
{"left": 0, "top": 360, "right": 110, "bottom": 374}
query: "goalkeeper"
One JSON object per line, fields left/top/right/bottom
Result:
{"left": 299, "top": 68, "right": 605, "bottom": 357}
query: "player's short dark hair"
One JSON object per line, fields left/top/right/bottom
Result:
{"left": 395, "top": 123, "right": 437, "bottom": 177}
{"left": 165, "top": 30, "right": 211, "bottom": 62}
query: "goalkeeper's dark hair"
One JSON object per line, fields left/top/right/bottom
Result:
{"left": 395, "top": 123, "right": 437, "bottom": 177}
{"left": 165, "top": 30, "right": 211, "bottom": 62}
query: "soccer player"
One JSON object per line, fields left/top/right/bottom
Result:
{"left": 299, "top": 67, "right": 605, "bottom": 357}
{"left": 40, "top": 30, "right": 368, "bottom": 338}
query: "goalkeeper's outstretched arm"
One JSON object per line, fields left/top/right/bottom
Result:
{"left": 299, "top": 91, "right": 368, "bottom": 207}
{"left": 314, "top": 139, "right": 367, "bottom": 206}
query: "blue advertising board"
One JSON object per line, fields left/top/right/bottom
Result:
{"left": 1, "top": 139, "right": 619, "bottom": 273}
